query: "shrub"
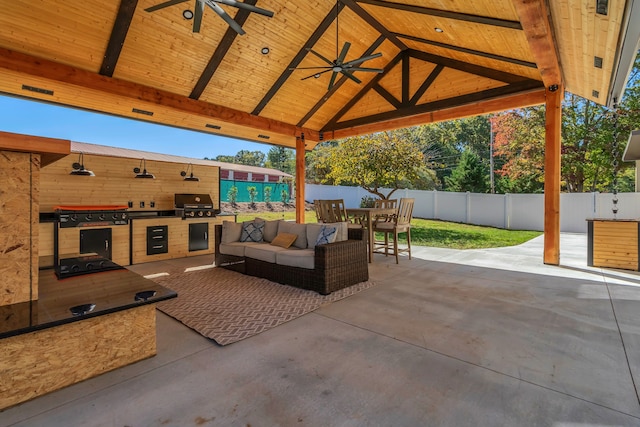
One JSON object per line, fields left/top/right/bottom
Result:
{"left": 227, "top": 186, "right": 238, "bottom": 207}
{"left": 360, "top": 195, "right": 375, "bottom": 208}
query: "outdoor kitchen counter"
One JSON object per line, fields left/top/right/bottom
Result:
{"left": 586, "top": 218, "right": 640, "bottom": 271}
{"left": 0, "top": 268, "right": 177, "bottom": 410}
{"left": 0, "top": 267, "right": 176, "bottom": 339}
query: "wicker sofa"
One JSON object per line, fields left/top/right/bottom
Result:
{"left": 214, "top": 219, "right": 368, "bottom": 295}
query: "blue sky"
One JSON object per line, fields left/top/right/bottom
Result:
{"left": 0, "top": 95, "right": 271, "bottom": 158}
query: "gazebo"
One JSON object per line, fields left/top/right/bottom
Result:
{"left": 1, "top": 0, "right": 639, "bottom": 264}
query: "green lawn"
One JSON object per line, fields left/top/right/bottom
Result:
{"left": 235, "top": 211, "right": 542, "bottom": 250}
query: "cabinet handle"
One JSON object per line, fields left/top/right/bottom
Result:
{"left": 153, "top": 245, "right": 164, "bottom": 249}
{"left": 152, "top": 236, "right": 164, "bottom": 239}
{"left": 204, "top": 232, "right": 208, "bottom": 240}
{"left": 152, "top": 228, "right": 164, "bottom": 232}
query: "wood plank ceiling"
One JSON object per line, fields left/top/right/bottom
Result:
{"left": 0, "top": 0, "right": 633, "bottom": 150}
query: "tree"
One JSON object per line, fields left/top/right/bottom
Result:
{"left": 234, "top": 150, "right": 265, "bottom": 167}
{"left": 265, "top": 147, "right": 295, "bottom": 174}
{"left": 327, "top": 130, "right": 432, "bottom": 199}
{"left": 444, "top": 150, "right": 490, "bottom": 193}
{"left": 492, "top": 108, "right": 546, "bottom": 193}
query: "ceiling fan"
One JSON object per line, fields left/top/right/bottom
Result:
{"left": 290, "top": 0, "right": 383, "bottom": 90}
{"left": 145, "top": 0, "right": 274, "bottom": 35}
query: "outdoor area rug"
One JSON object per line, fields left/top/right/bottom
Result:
{"left": 152, "top": 267, "right": 375, "bottom": 346}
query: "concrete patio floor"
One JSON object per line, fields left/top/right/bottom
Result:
{"left": 2, "top": 233, "right": 640, "bottom": 426}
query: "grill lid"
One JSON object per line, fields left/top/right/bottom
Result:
{"left": 174, "top": 193, "right": 214, "bottom": 209}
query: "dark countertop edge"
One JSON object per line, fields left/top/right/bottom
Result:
{"left": 40, "top": 211, "right": 231, "bottom": 222}
{"left": 586, "top": 218, "right": 640, "bottom": 222}
{"left": 0, "top": 292, "right": 176, "bottom": 340}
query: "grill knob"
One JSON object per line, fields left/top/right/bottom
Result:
{"left": 187, "top": 211, "right": 195, "bottom": 217}
{"left": 85, "top": 213, "right": 93, "bottom": 221}
{"left": 98, "top": 213, "right": 106, "bottom": 221}
{"left": 206, "top": 211, "right": 212, "bottom": 217}
{"left": 70, "top": 214, "right": 78, "bottom": 222}
{"left": 197, "top": 211, "right": 204, "bottom": 217}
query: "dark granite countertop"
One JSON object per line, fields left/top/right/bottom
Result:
{"left": 0, "top": 268, "right": 177, "bottom": 339}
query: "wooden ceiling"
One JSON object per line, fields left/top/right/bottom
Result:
{"left": 0, "top": 0, "right": 636, "bottom": 150}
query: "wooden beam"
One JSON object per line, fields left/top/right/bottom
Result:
{"left": 100, "top": 0, "right": 138, "bottom": 77}
{"left": 356, "top": 0, "right": 522, "bottom": 30}
{"left": 543, "top": 84, "right": 563, "bottom": 265}
{"left": 326, "top": 79, "right": 542, "bottom": 131}
{"left": 295, "top": 136, "right": 306, "bottom": 223}
{"left": 190, "top": 0, "right": 256, "bottom": 99}
{"left": 296, "top": 35, "right": 386, "bottom": 128}
{"left": 342, "top": 0, "right": 407, "bottom": 51}
{"left": 0, "top": 48, "right": 318, "bottom": 142}
{"left": 395, "top": 33, "right": 537, "bottom": 69}
{"left": 511, "top": 0, "right": 563, "bottom": 89}
{"left": 327, "top": 89, "right": 546, "bottom": 139}
{"left": 252, "top": 2, "right": 345, "bottom": 116}
{"left": 0, "top": 130, "right": 70, "bottom": 166}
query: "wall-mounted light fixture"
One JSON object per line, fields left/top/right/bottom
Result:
{"left": 180, "top": 163, "right": 200, "bottom": 181}
{"left": 69, "top": 152, "right": 95, "bottom": 176}
{"left": 134, "top": 158, "right": 155, "bottom": 179}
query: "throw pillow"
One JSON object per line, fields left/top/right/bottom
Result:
{"left": 277, "top": 221, "right": 308, "bottom": 249}
{"left": 240, "top": 221, "right": 265, "bottom": 242}
{"left": 270, "top": 232, "right": 298, "bottom": 248}
{"left": 315, "top": 225, "right": 337, "bottom": 246}
{"left": 257, "top": 218, "right": 279, "bottom": 242}
{"left": 221, "top": 221, "right": 243, "bottom": 243}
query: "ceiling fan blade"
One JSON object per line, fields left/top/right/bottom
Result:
{"left": 340, "top": 69, "right": 362, "bottom": 84}
{"left": 215, "top": 0, "right": 274, "bottom": 17}
{"left": 204, "top": 0, "right": 246, "bottom": 34}
{"left": 346, "top": 67, "right": 384, "bottom": 73}
{"left": 343, "top": 52, "right": 382, "bottom": 67}
{"left": 301, "top": 69, "right": 332, "bottom": 81}
{"left": 337, "top": 42, "right": 351, "bottom": 65}
{"left": 328, "top": 71, "right": 339, "bottom": 90}
{"left": 306, "top": 49, "right": 334, "bottom": 66}
{"left": 193, "top": 0, "right": 204, "bottom": 32}
{"left": 145, "top": 0, "right": 189, "bottom": 12}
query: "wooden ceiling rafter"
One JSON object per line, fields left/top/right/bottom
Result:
{"left": 342, "top": 0, "right": 407, "bottom": 51}
{"left": 322, "top": 48, "right": 542, "bottom": 132}
{"left": 329, "top": 78, "right": 543, "bottom": 131}
{"left": 329, "top": 88, "right": 547, "bottom": 140}
{"left": 0, "top": 47, "right": 318, "bottom": 142}
{"left": 410, "top": 63, "right": 444, "bottom": 105}
{"left": 355, "top": 0, "right": 523, "bottom": 30}
{"left": 324, "top": 50, "right": 404, "bottom": 130}
{"left": 409, "top": 50, "right": 532, "bottom": 84}
{"left": 395, "top": 33, "right": 537, "bottom": 69}
{"left": 296, "top": 34, "right": 387, "bottom": 128}
{"left": 510, "top": 0, "right": 562, "bottom": 89}
{"left": 100, "top": 0, "right": 139, "bottom": 77}
{"left": 190, "top": 0, "right": 257, "bottom": 100}
{"left": 251, "top": 1, "right": 346, "bottom": 116}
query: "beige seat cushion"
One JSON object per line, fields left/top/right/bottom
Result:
{"left": 245, "top": 244, "right": 289, "bottom": 263}
{"left": 276, "top": 248, "right": 315, "bottom": 269}
{"left": 219, "top": 241, "right": 263, "bottom": 257}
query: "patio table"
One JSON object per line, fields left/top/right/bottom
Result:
{"left": 346, "top": 207, "right": 397, "bottom": 263}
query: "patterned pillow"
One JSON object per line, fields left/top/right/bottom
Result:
{"left": 240, "top": 221, "right": 265, "bottom": 242}
{"left": 315, "top": 225, "right": 337, "bottom": 246}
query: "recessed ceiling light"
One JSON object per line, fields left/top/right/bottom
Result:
{"left": 434, "top": 27, "right": 444, "bottom": 33}
{"left": 261, "top": 47, "right": 270, "bottom": 55}
{"left": 183, "top": 9, "right": 194, "bottom": 20}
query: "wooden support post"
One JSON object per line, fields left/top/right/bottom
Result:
{"left": 295, "top": 136, "right": 306, "bottom": 223}
{"left": 544, "top": 85, "right": 563, "bottom": 265}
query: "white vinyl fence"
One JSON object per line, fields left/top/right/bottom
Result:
{"left": 305, "top": 184, "right": 640, "bottom": 233}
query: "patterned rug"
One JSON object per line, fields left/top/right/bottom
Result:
{"left": 152, "top": 267, "right": 375, "bottom": 346}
